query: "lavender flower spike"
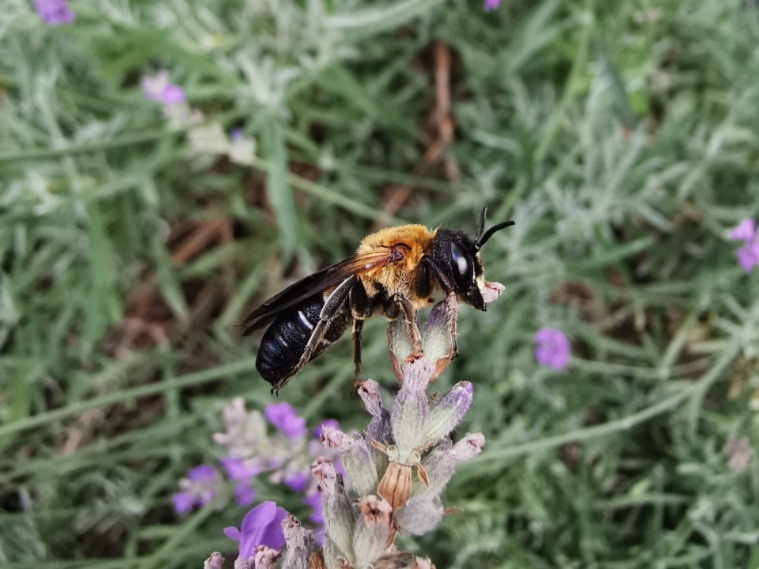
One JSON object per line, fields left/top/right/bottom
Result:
{"left": 423, "top": 381, "right": 473, "bottom": 444}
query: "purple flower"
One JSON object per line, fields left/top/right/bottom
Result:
{"left": 729, "top": 219, "right": 759, "bottom": 272}
{"left": 484, "top": 0, "right": 500, "bottom": 12}
{"left": 172, "top": 464, "right": 219, "bottom": 513}
{"left": 737, "top": 241, "right": 759, "bottom": 273}
{"left": 729, "top": 219, "right": 756, "bottom": 241}
{"left": 534, "top": 328, "right": 570, "bottom": 370}
{"left": 234, "top": 483, "right": 256, "bottom": 506}
{"left": 284, "top": 472, "right": 308, "bottom": 492}
{"left": 35, "top": 0, "right": 74, "bottom": 25}
{"left": 224, "top": 501, "right": 288, "bottom": 557}
{"left": 265, "top": 402, "right": 306, "bottom": 440}
{"left": 141, "top": 71, "right": 186, "bottom": 107}
{"left": 221, "top": 457, "right": 261, "bottom": 482}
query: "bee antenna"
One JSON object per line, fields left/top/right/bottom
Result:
{"left": 475, "top": 220, "right": 515, "bottom": 250}
{"left": 475, "top": 206, "right": 488, "bottom": 242}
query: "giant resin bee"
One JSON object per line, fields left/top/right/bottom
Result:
{"left": 243, "top": 207, "right": 514, "bottom": 391}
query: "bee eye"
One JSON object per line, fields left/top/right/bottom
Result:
{"left": 450, "top": 241, "right": 473, "bottom": 288}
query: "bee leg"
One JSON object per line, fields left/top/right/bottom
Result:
{"left": 387, "top": 294, "right": 423, "bottom": 356}
{"left": 352, "top": 319, "right": 364, "bottom": 386}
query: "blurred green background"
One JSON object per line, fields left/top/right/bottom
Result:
{"left": 1, "top": 0, "right": 758, "bottom": 567}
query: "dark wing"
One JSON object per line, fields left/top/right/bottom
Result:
{"left": 242, "top": 248, "right": 399, "bottom": 335}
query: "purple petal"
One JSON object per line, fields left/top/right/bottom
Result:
{"left": 35, "top": 0, "right": 74, "bottom": 25}
{"left": 729, "top": 219, "right": 756, "bottom": 241}
{"left": 161, "top": 84, "right": 186, "bottom": 106}
{"left": 172, "top": 492, "right": 194, "bottom": 514}
{"left": 265, "top": 402, "right": 307, "bottom": 440}
{"left": 737, "top": 242, "right": 759, "bottom": 273}
{"left": 187, "top": 464, "right": 217, "bottom": 482}
{"left": 221, "top": 457, "right": 261, "bottom": 482}
{"left": 223, "top": 526, "right": 241, "bottom": 541}
{"left": 284, "top": 472, "right": 308, "bottom": 492}
{"left": 234, "top": 483, "right": 256, "bottom": 506}
{"left": 238, "top": 501, "right": 287, "bottom": 557}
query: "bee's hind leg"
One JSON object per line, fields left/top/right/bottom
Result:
{"left": 349, "top": 280, "right": 375, "bottom": 387}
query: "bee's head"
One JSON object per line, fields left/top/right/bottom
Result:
{"left": 431, "top": 207, "right": 514, "bottom": 311}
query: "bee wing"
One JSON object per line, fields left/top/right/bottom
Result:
{"left": 242, "top": 248, "right": 397, "bottom": 335}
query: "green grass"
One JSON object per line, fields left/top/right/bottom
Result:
{"left": 1, "top": 0, "right": 758, "bottom": 567}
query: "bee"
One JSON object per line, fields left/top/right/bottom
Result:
{"left": 242, "top": 207, "right": 514, "bottom": 391}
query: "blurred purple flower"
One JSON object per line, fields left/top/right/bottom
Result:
{"left": 484, "top": 0, "right": 500, "bottom": 12}
{"left": 141, "top": 71, "right": 185, "bottom": 107}
{"left": 284, "top": 472, "right": 308, "bottom": 492}
{"left": 221, "top": 457, "right": 261, "bottom": 482}
{"left": 234, "top": 483, "right": 256, "bottom": 506}
{"left": 729, "top": 219, "right": 759, "bottom": 273}
{"left": 534, "top": 328, "right": 570, "bottom": 370}
{"left": 224, "top": 501, "right": 288, "bottom": 556}
{"left": 265, "top": 402, "right": 307, "bottom": 440}
{"left": 729, "top": 219, "right": 756, "bottom": 241}
{"left": 173, "top": 464, "right": 219, "bottom": 513}
{"left": 35, "top": 0, "right": 74, "bottom": 25}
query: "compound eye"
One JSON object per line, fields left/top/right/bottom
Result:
{"left": 450, "top": 241, "right": 473, "bottom": 289}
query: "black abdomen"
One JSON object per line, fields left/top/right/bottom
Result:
{"left": 256, "top": 294, "right": 350, "bottom": 387}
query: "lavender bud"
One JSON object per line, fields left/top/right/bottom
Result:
{"left": 421, "top": 297, "right": 457, "bottom": 369}
{"left": 339, "top": 434, "right": 380, "bottom": 496}
{"left": 391, "top": 361, "right": 434, "bottom": 460}
{"left": 311, "top": 458, "right": 337, "bottom": 496}
{"left": 253, "top": 546, "right": 281, "bottom": 569}
{"left": 322, "top": 536, "right": 345, "bottom": 569}
{"left": 353, "top": 496, "right": 393, "bottom": 566}
{"left": 450, "top": 433, "right": 485, "bottom": 462}
{"left": 422, "top": 381, "right": 473, "bottom": 444}
{"left": 394, "top": 495, "right": 444, "bottom": 536}
{"left": 414, "top": 442, "right": 455, "bottom": 497}
{"left": 358, "top": 379, "right": 384, "bottom": 417}
{"left": 203, "top": 552, "right": 224, "bottom": 569}
{"left": 387, "top": 316, "right": 416, "bottom": 380}
{"left": 320, "top": 426, "right": 352, "bottom": 451}
{"left": 316, "top": 473, "right": 354, "bottom": 561}
{"left": 281, "top": 515, "right": 315, "bottom": 569}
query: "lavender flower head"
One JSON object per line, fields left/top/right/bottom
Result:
{"left": 728, "top": 218, "right": 759, "bottom": 273}
{"left": 484, "top": 0, "right": 501, "bottom": 12}
{"left": 534, "top": 327, "right": 570, "bottom": 370}
{"left": 35, "top": 0, "right": 74, "bottom": 25}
